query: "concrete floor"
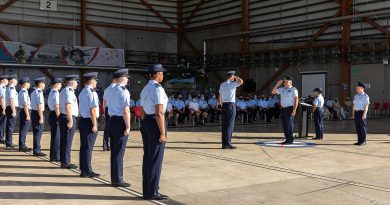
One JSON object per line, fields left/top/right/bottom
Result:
{"left": 1, "top": 119, "right": 390, "bottom": 205}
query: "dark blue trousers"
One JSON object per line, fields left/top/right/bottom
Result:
{"left": 31, "top": 110, "right": 44, "bottom": 154}
{"left": 58, "top": 114, "right": 76, "bottom": 165}
{"left": 78, "top": 117, "right": 98, "bottom": 174}
{"left": 281, "top": 106, "right": 294, "bottom": 143}
{"left": 5, "top": 106, "right": 18, "bottom": 146}
{"left": 49, "top": 111, "right": 60, "bottom": 161}
{"left": 103, "top": 107, "right": 110, "bottom": 150}
{"left": 18, "top": 110, "right": 31, "bottom": 149}
{"left": 141, "top": 115, "right": 166, "bottom": 197}
{"left": 0, "top": 107, "right": 6, "bottom": 141}
{"left": 314, "top": 108, "right": 324, "bottom": 139}
{"left": 108, "top": 116, "right": 128, "bottom": 184}
{"left": 222, "top": 103, "right": 236, "bottom": 146}
{"left": 354, "top": 110, "right": 367, "bottom": 143}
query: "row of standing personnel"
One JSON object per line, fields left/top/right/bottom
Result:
{"left": 0, "top": 64, "right": 169, "bottom": 201}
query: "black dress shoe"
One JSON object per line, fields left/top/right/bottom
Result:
{"left": 312, "top": 137, "right": 321, "bottom": 140}
{"left": 281, "top": 141, "right": 293, "bottom": 145}
{"left": 80, "top": 172, "right": 88, "bottom": 178}
{"left": 6, "top": 144, "right": 17, "bottom": 148}
{"left": 354, "top": 142, "right": 366, "bottom": 146}
{"left": 19, "top": 147, "right": 32, "bottom": 152}
{"left": 222, "top": 145, "right": 236, "bottom": 149}
{"left": 50, "top": 159, "right": 60, "bottom": 162}
{"left": 0, "top": 139, "right": 5, "bottom": 144}
{"left": 143, "top": 194, "right": 169, "bottom": 200}
{"left": 61, "top": 163, "right": 78, "bottom": 169}
{"left": 33, "top": 152, "right": 47, "bottom": 157}
{"left": 86, "top": 172, "right": 100, "bottom": 178}
{"left": 111, "top": 182, "right": 131, "bottom": 187}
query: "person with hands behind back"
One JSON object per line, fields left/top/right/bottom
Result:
{"left": 351, "top": 82, "right": 370, "bottom": 146}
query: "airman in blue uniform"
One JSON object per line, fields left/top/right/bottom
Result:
{"left": 207, "top": 93, "right": 220, "bottom": 123}
{"left": 48, "top": 78, "right": 62, "bottom": 162}
{"left": 0, "top": 75, "right": 8, "bottom": 144}
{"left": 272, "top": 76, "right": 299, "bottom": 145}
{"left": 18, "top": 77, "right": 32, "bottom": 152}
{"left": 140, "top": 64, "right": 169, "bottom": 200}
{"left": 30, "top": 77, "right": 47, "bottom": 156}
{"left": 103, "top": 77, "right": 117, "bottom": 151}
{"left": 219, "top": 71, "right": 243, "bottom": 149}
{"left": 108, "top": 69, "right": 131, "bottom": 188}
{"left": 312, "top": 88, "right": 325, "bottom": 140}
{"left": 5, "top": 74, "right": 18, "bottom": 148}
{"left": 352, "top": 82, "right": 370, "bottom": 146}
{"left": 78, "top": 72, "right": 100, "bottom": 178}
{"left": 59, "top": 75, "right": 79, "bottom": 169}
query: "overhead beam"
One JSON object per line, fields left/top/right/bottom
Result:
{"left": 87, "top": 21, "right": 175, "bottom": 33}
{"left": 86, "top": 24, "right": 115, "bottom": 48}
{"left": 255, "top": 63, "right": 289, "bottom": 95}
{"left": 0, "top": 19, "right": 81, "bottom": 30}
{"left": 0, "top": 0, "right": 16, "bottom": 13}
{"left": 182, "top": 0, "right": 205, "bottom": 28}
{"left": 0, "top": 31, "right": 11, "bottom": 41}
{"left": 304, "top": 10, "right": 342, "bottom": 47}
{"left": 177, "top": 0, "right": 183, "bottom": 54}
{"left": 139, "top": 0, "right": 176, "bottom": 31}
{"left": 183, "top": 18, "right": 241, "bottom": 32}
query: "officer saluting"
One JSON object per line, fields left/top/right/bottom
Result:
{"left": 108, "top": 69, "right": 131, "bottom": 187}
{"left": 31, "top": 77, "right": 47, "bottom": 156}
{"left": 140, "top": 64, "right": 169, "bottom": 200}
{"left": 312, "top": 88, "right": 325, "bottom": 140}
{"left": 48, "top": 78, "right": 62, "bottom": 162}
{"left": 0, "top": 75, "right": 8, "bottom": 144}
{"left": 218, "top": 71, "right": 243, "bottom": 149}
{"left": 18, "top": 77, "right": 32, "bottom": 152}
{"left": 5, "top": 74, "right": 18, "bottom": 148}
{"left": 78, "top": 72, "right": 100, "bottom": 178}
{"left": 102, "top": 75, "right": 117, "bottom": 151}
{"left": 352, "top": 82, "right": 370, "bottom": 146}
{"left": 271, "top": 76, "right": 299, "bottom": 145}
{"left": 59, "top": 75, "right": 79, "bottom": 169}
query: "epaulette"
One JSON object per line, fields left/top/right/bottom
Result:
{"left": 68, "top": 88, "right": 73, "bottom": 92}
{"left": 90, "top": 88, "right": 96, "bottom": 92}
{"left": 37, "top": 90, "right": 42, "bottom": 93}
{"left": 10, "top": 87, "right": 14, "bottom": 90}
{"left": 120, "top": 86, "right": 126, "bottom": 90}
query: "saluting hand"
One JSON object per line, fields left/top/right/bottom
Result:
{"left": 159, "top": 134, "right": 167, "bottom": 144}
{"left": 276, "top": 80, "right": 284, "bottom": 86}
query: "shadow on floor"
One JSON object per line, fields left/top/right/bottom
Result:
{"left": 0, "top": 165, "right": 60, "bottom": 169}
{"left": 0, "top": 172, "right": 79, "bottom": 178}
{"left": 0, "top": 180, "right": 108, "bottom": 187}
{"left": 0, "top": 192, "right": 141, "bottom": 200}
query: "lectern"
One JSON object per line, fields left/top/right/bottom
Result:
{"left": 298, "top": 102, "right": 313, "bottom": 138}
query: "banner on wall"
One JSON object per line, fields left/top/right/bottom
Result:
{"left": 0, "top": 41, "right": 125, "bottom": 68}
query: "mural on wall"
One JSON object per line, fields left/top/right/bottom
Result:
{"left": 0, "top": 41, "right": 125, "bottom": 67}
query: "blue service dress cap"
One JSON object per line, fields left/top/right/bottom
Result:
{"left": 0, "top": 75, "right": 8, "bottom": 80}
{"left": 64, "top": 74, "right": 79, "bottom": 81}
{"left": 357, "top": 82, "right": 365, "bottom": 88}
{"left": 313, "top": 88, "right": 323, "bottom": 93}
{"left": 148, "top": 64, "right": 167, "bottom": 73}
{"left": 83, "top": 72, "right": 98, "bottom": 80}
{"left": 7, "top": 74, "right": 17, "bottom": 80}
{"left": 34, "top": 77, "right": 46, "bottom": 84}
{"left": 284, "top": 75, "right": 294, "bottom": 81}
{"left": 51, "top": 78, "right": 62, "bottom": 84}
{"left": 227, "top": 71, "right": 235, "bottom": 76}
{"left": 113, "top": 69, "right": 129, "bottom": 78}
{"left": 19, "top": 77, "right": 30, "bottom": 85}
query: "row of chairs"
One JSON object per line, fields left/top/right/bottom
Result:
{"left": 372, "top": 102, "right": 389, "bottom": 117}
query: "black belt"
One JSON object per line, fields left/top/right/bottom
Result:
{"left": 282, "top": 106, "right": 293, "bottom": 109}
{"left": 222, "top": 102, "right": 234, "bottom": 105}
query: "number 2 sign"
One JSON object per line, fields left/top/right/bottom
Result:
{"left": 40, "top": 0, "right": 57, "bottom": 11}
